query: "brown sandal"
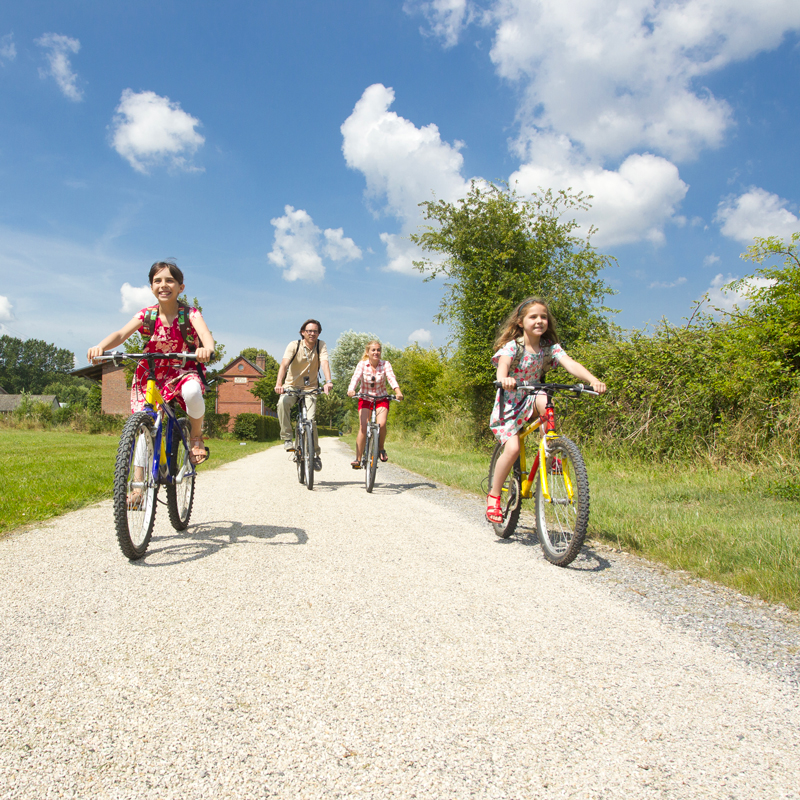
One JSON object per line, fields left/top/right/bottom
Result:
{"left": 190, "top": 437, "right": 209, "bottom": 465}
{"left": 351, "top": 460, "right": 362, "bottom": 469}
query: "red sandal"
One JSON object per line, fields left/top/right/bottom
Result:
{"left": 486, "top": 494, "right": 503, "bottom": 524}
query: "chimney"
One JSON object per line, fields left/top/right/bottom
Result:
{"left": 256, "top": 354, "right": 266, "bottom": 372}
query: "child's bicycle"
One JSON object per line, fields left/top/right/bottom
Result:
{"left": 487, "top": 380, "right": 598, "bottom": 566}
{"left": 94, "top": 351, "right": 210, "bottom": 560}
{"left": 283, "top": 387, "right": 323, "bottom": 490}
{"left": 353, "top": 394, "right": 397, "bottom": 493}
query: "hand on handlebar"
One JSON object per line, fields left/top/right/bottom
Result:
{"left": 500, "top": 376, "right": 516, "bottom": 391}
{"left": 194, "top": 347, "right": 214, "bottom": 364}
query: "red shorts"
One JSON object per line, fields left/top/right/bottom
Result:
{"left": 358, "top": 397, "right": 390, "bottom": 412}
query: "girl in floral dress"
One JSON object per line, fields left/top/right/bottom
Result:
{"left": 486, "top": 297, "right": 606, "bottom": 524}
{"left": 88, "top": 261, "right": 215, "bottom": 465}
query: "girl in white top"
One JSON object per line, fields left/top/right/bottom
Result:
{"left": 347, "top": 340, "right": 403, "bottom": 468}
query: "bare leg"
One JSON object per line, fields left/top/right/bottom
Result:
{"left": 376, "top": 406, "right": 389, "bottom": 450}
{"left": 354, "top": 408, "right": 370, "bottom": 461}
{"left": 490, "top": 434, "right": 521, "bottom": 498}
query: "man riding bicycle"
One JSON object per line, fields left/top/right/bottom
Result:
{"left": 274, "top": 318, "right": 332, "bottom": 471}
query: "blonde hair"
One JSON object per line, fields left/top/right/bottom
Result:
{"left": 494, "top": 297, "right": 560, "bottom": 350}
{"left": 361, "top": 340, "right": 382, "bottom": 361}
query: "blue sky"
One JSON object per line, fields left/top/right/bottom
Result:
{"left": 1, "top": 0, "right": 799, "bottom": 370}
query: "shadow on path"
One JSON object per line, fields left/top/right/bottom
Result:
{"left": 493, "top": 522, "right": 612, "bottom": 572}
{"left": 308, "top": 480, "right": 438, "bottom": 494}
{"left": 135, "top": 520, "right": 308, "bottom": 567}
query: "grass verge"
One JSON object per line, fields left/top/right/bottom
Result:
{"left": 366, "top": 430, "right": 800, "bottom": 610}
{"left": 0, "top": 429, "right": 276, "bottom": 535}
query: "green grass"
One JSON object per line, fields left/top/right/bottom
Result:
{"left": 363, "top": 430, "right": 800, "bottom": 610}
{"left": 0, "top": 429, "right": 276, "bottom": 535}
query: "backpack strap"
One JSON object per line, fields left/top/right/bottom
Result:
{"left": 285, "top": 338, "right": 320, "bottom": 379}
{"left": 139, "top": 304, "right": 197, "bottom": 352}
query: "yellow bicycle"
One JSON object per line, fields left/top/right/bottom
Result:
{"left": 487, "top": 381, "right": 598, "bottom": 566}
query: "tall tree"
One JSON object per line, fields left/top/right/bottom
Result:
{"left": 410, "top": 181, "right": 616, "bottom": 424}
{"left": 0, "top": 335, "right": 75, "bottom": 393}
{"left": 246, "top": 350, "right": 282, "bottom": 412}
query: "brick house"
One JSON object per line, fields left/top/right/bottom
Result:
{"left": 0, "top": 394, "right": 60, "bottom": 414}
{"left": 71, "top": 361, "right": 130, "bottom": 415}
{"left": 216, "top": 355, "right": 276, "bottom": 430}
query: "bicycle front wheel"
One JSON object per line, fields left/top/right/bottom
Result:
{"left": 113, "top": 411, "right": 158, "bottom": 560}
{"left": 303, "top": 423, "right": 314, "bottom": 490}
{"left": 534, "top": 436, "right": 589, "bottom": 566}
{"left": 487, "top": 441, "right": 521, "bottom": 538}
{"left": 166, "top": 417, "right": 195, "bottom": 531}
{"left": 295, "top": 427, "right": 305, "bottom": 484}
{"left": 365, "top": 426, "right": 379, "bottom": 493}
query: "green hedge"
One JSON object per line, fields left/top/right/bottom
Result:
{"left": 316, "top": 425, "right": 340, "bottom": 437}
{"left": 233, "top": 413, "right": 281, "bottom": 442}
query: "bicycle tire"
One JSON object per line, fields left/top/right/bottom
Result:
{"left": 113, "top": 411, "right": 158, "bottom": 560}
{"left": 295, "top": 427, "right": 305, "bottom": 484}
{"left": 303, "top": 423, "right": 314, "bottom": 490}
{"left": 166, "top": 418, "right": 195, "bottom": 531}
{"left": 365, "top": 425, "right": 379, "bottom": 493}
{"left": 487, "top": 441, "right": 522, "bottom": 538}
{"left": 534, "top": 436, "right": 589, "bottom": 566}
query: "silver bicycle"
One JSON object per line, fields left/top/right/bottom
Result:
{"left": 354, "top": 394, "right": 397, "bottom": 493}
{"left": 284, "top": 387, "right": 322, "bottom": 491}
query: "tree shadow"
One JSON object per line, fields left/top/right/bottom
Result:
{"left": 135, "top": 520, "right": 308, "bottom": 567}
{"left": 310, "top": 480, "right": 438, "bottom": 494}
{"left": 494, "top": 521, "right": 612, "bottom": 572}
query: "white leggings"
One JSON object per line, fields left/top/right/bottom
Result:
{"left": 181, "top": 379, "right": 205, "bottom": 420}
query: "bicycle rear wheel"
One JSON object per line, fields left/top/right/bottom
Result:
{"left": 365, "top": 425, "right": 379, "bottom": 493}
{"left": 534, "top": 436, "right": 589, "bottom": 566}
{"left": 487, "top": 441, "right": 521, "bottom": 538}
{"left": 295, "top": 426, "right": 305, "bottom": 484}
{"left": 166, "top": 418, "right": 195, "bottom": 531}
{"left": 113, "top": 411, "right": 158, "bottom": 560}
{"left": 303, "top": 423, "right": 314, "bottom": 490}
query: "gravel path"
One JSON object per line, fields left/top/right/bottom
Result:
{"left": 1, "top": 438, "right": 799, "bottom": 799}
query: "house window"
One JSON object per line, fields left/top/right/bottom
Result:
{"left": 238, "top": 364, "right": 244, "bottom": 371}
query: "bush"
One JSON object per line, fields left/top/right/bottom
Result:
{"left": 233, "top": 413, "right": 280, "bottom": 441}
{"left": 204, "top": 412, "right": 230, "bottom": 439}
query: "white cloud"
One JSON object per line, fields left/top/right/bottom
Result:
{"left": 482, "top": 0, "right": 800, "bottom": 163}
{"left": 268, "top": 206, "right": 361, "bottom": 283}
{"left": 120, "top": 283, "right": 153, "bottom": 314}
{"left": 1, "top": 34, "right": 16, "bottom": 63}
{"left": 715, "top": 187, "right": 800, "bottom": 245}
{"left": 35, "top": 33, "right": 83, "bottom": 101}
{"left": 341, "top": 83, "right": 472, "bottom": 273}
{"left": 405, "top": 0, "right": 473, "bottom": 48}
{"left": 408, "top": 328, "right": 433, "bottom": 344}
{"left": 510, "top": 140, "right": 688, "bottom": 246}
{"left": 648, "top": 277, "right": 686, "bottom": 290}
{"left": 704, "top": 272, "right": 775, "bottom": 313}
{"left": 0, "top": 294, "right": 13, "bottom": 321}
{"left": 703, "top": 254, "right": 720, "bottom": 267}
{"left": 110, "top": 89, "right": 205, "bottom": 174}
{"left": 323, "top": 228, "right": 363, "bottom": 262}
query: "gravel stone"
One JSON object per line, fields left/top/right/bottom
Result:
{"left": 1, "top": 437, "right": 798, "bottom": 799}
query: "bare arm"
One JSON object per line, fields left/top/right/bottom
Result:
{"left": 274, "top": 357, "right": 291, "bottom": 394}
{"left": 189, "top": 311, "right": 215, "bottom": 363}
{"left": 495, "top": 355, "right": 516, "bottom": 391}
{"left": 321, "top": 359, "right": 332, "bottom": 394}
{"left": 87, "top": 315, "right": 143, "bottom": 362}
{"left": 556, "top": 353, "right": 607, "bottom": 394}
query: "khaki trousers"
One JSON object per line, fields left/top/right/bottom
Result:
{"left": 277, "top": 392, "right": 320, "bottom": 456}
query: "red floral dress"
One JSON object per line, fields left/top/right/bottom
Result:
{"left": 489, "top": 340, "right": 565, "bottom": 444}
{"left": 130, "top": 307, "right": 205, "bottom": 413}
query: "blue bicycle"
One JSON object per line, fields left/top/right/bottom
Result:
{"left": 95, "top": 351, "right": 209, "bottom": 560}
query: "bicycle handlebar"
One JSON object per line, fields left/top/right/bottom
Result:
{"left": 282, "top": 386, "right": 325, "bottom": 396}
{"left": 493, "top": 380, "right": 598, "bottom": 397}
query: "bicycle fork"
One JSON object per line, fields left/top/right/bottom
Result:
{"left": 519, "top": 418, "right": 576, "bottom": 504}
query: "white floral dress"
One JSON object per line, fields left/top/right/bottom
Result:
{"left": 489, "top": 340, "right": 565, "bottom": 443}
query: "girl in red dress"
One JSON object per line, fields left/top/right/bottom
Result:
{"left": 88, "top": 261, "right": 215, "bottom": 465}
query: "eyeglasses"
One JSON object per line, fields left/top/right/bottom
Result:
{"left": 303, "top": 329, "right": 320, "bottom": 335}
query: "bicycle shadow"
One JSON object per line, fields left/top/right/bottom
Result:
{"left": 136, "top": 520, "right": 308, "bottom": 567}
{"left": 310, "top": 480, "right": 438, "bottom": 494}
{"left": 495, "top": 521, "right": 612, "bottom": 572}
